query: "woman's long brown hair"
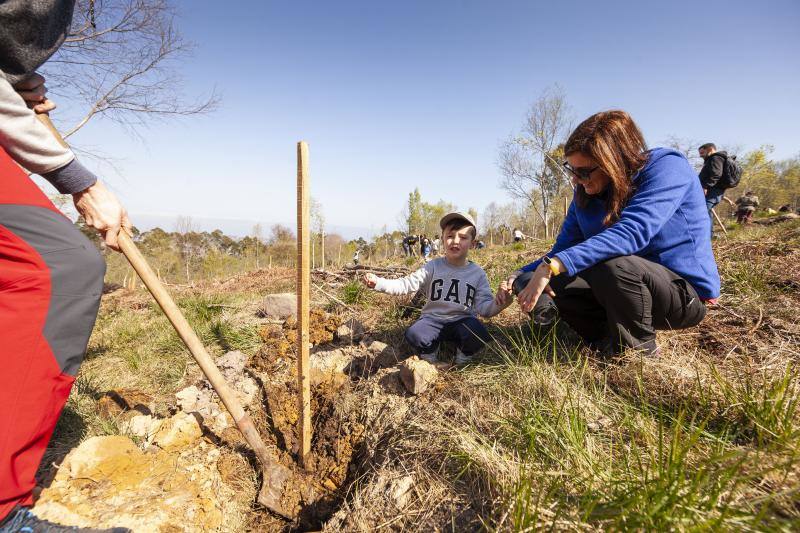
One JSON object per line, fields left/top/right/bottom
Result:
{"left": 565, "top": 110, "right": 649, "bottom": 225}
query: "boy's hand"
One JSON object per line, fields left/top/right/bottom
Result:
{"left": 363, "top": 273, "right": 377, "bottom": 288}
{"left": 495, "top": 282, "right": 512, "bottom": 308}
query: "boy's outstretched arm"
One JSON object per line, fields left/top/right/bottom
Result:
{"left": 474, "top": 273, "right": 509, "bottom": 317}
{"left": 363, "top": 264, "right": 433, "bottom": 296}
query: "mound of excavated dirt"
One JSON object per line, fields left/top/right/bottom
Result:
{"left": 255, "top": 307, "right": 341, "bottom": 366}
{"left": 39, "top": 307, "right": 427, "bottom": 532}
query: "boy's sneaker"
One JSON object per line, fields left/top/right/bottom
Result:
{"left": 454, "top": 350, "right": 474, "bottom": 365}
{"left": 419, "top": 348, "right": 439, "bottom": 363}
{"left": 0, "top": 506, "right": 130, "bottom": 532}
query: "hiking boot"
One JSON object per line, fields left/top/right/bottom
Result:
{"left": 0, "top": 506, "right": 130, "bottom": 533}
{"left": 531, "top": 293, "right": 558, "bottom": 327}
{"left": 454, "top": 350, "right": 474, "bottom": 365}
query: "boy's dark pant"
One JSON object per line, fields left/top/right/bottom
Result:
{"left": 405, "top": 315, "right": 491, "bottom": 355}
{"left": 513, "top": 256, "right": 706, "bottom": 355}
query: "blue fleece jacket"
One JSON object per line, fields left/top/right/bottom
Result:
{"left": 521, "top": 148, "right": 721, "bottom": 299}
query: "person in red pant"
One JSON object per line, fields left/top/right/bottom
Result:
{"left": 0, "top": 2, "right": 130, "bottom": 531}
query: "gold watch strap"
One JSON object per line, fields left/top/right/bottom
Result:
{"left": 543, "top": 256, "right": 559, "bottom": 276}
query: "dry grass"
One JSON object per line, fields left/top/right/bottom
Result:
{"left": 43, "top": 221, "right": 800, "bottom": 532}
{"left": 322, "top": 221, "right": 800, "bottom": 531}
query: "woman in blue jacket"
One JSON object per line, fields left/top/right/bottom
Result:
{"left": 506, "top": 110, "right": 720, "bottom": 356}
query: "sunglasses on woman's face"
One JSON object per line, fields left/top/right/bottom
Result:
{"left": 562, "top": 161, "right": 598, "bottom": 181}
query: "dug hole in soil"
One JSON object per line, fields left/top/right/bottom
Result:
{"left": 36, "top": 302, "right": 418, "bottom": 532}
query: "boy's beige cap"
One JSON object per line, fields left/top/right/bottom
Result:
{"left": 439, "top": 211, "right": 477, "bottom": 233}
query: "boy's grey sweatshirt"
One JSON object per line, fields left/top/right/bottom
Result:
{"left": 374, "top": 258, "right": 502, "bottom": 321}
{"left": 0, "top": 0, "right": 98, "bottom": 194}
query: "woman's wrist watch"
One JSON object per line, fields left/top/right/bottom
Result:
{"left": 542, "top": 256, "right": 560, "bottom": 276}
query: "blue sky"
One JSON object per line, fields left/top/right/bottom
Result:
{"left": 54, "top": 0, "right": 800, "bottom": 238}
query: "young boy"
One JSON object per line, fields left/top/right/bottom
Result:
{"left": 364, "top": 212, "right": 511, "bottom": 364}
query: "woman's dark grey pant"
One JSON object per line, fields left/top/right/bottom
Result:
{"left": 512, "top": 256, "right": 707, "bottom": 354}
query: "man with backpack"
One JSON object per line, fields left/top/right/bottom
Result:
{"left": 698, "top": 143, "right": 743, "bottom": 237}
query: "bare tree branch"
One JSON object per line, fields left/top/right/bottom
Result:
{"left": 42, "top": 0, "right": 218, "bottom": 141}
{"left": 497, "top": 85, "right": 572, "bottom": 238}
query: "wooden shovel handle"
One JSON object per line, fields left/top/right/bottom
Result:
{"left": 36, "top": 113, "right": 69, "bottom": 148}
{"left": 117, "top": 232, "right": 276, "bottom": 465}
{"left": 35, "top": 113, "right": 278, "bottom": 470}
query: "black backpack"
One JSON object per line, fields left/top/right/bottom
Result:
{"left": 720, "top": 154, "right": 743, "bottom": 189}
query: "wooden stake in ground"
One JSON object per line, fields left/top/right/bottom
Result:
{"left": 296, "top": 141, "right": 312, "bottom": 467}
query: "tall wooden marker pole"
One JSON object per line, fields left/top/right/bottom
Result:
{"left": 296, "top": 141, "right": 312, "bottom": 467}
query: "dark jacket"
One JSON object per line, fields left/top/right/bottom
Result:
{"left": 0, "top": 0, "right": 75, "bottom": 85}
{"left": 698, "top": 151, "right": 728, "bottom": 190}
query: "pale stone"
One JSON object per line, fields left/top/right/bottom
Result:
{"left": 336, "top": 318, "right": 366, "bottom": 342}
{"left": 367, "top": 340, "right": 389, "bottom": 354}
{"left": 62, "top": 435, "right": 142, "bottom": 480}
{"left": 152, "top": 412, "right": 203, "bottom": 450}
{"left": 34, "top": 435, "right": 225, "bottom": 532}
{"left": 368, "top": 340, "right": 399, "bottom": 369}
{"left": 122, "top": 414, "right": 163, "bottom": 439}
{"left": 388, "top": 475, "right": 415, "bottom": 509}
{"left": 310, "top": 348, "right": 354, "bottom": 386}
{"left": 311, "top": 348, "right": 351, "bottom": 375}
{"left": 176, "top": 385, "right": 202, "bottom": 413}
{"left": 399, "top": 356, "right": 438, "bottom": 395}
{"left": 216, "top": 350, "right": 248, "bottom": 379}
{"left": 257, "top": 293, "right": 297, "bottom": 319}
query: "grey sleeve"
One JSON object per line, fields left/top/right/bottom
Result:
{"left": 373, "top": 264, "right": 432, "bottom": 296}
{"left": 41, "top": 158, "right": 97, "bottom": 194}
{"left": 473, "top": 271, "right": 501, "bottom": 318}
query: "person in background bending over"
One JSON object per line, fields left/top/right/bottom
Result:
{"left": 735, "top": 190, "right": 760, "bottom": 224}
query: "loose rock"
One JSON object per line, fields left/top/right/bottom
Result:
{"left": 388, "top": 474, "right": 415, "bottom": 509}
{"left": 152, "top": 411, "right": 203, "bottom": 450}
{"left": 121, "top": 414, "right": 162, "bottom": 440}
{"left": 34, "top": 435, "right": 224, "bottom": 532}
{"left": 310, "top": 348, "right": 353, "bottom": 386}
{"left": 367, "top": 340, "right": 400, "bottom": 368}
{"left": 257, "top": 293, "right": 296, "bottom": 319}
{"left": 399, "top": 356, "right": 438, "bottom": 395}
{"left": 336, "top": 318, "right": 366, "bottom": 343}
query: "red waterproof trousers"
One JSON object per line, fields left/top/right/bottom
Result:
{"left": 0, "top": 148, "right": 105, "bottom": 520}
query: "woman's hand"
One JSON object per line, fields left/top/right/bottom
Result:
{"left": 516, "top": 264, "right": 556, "bottom": 313}
{"left": 13, "top": 73, "right": 57, "bottom": 113}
